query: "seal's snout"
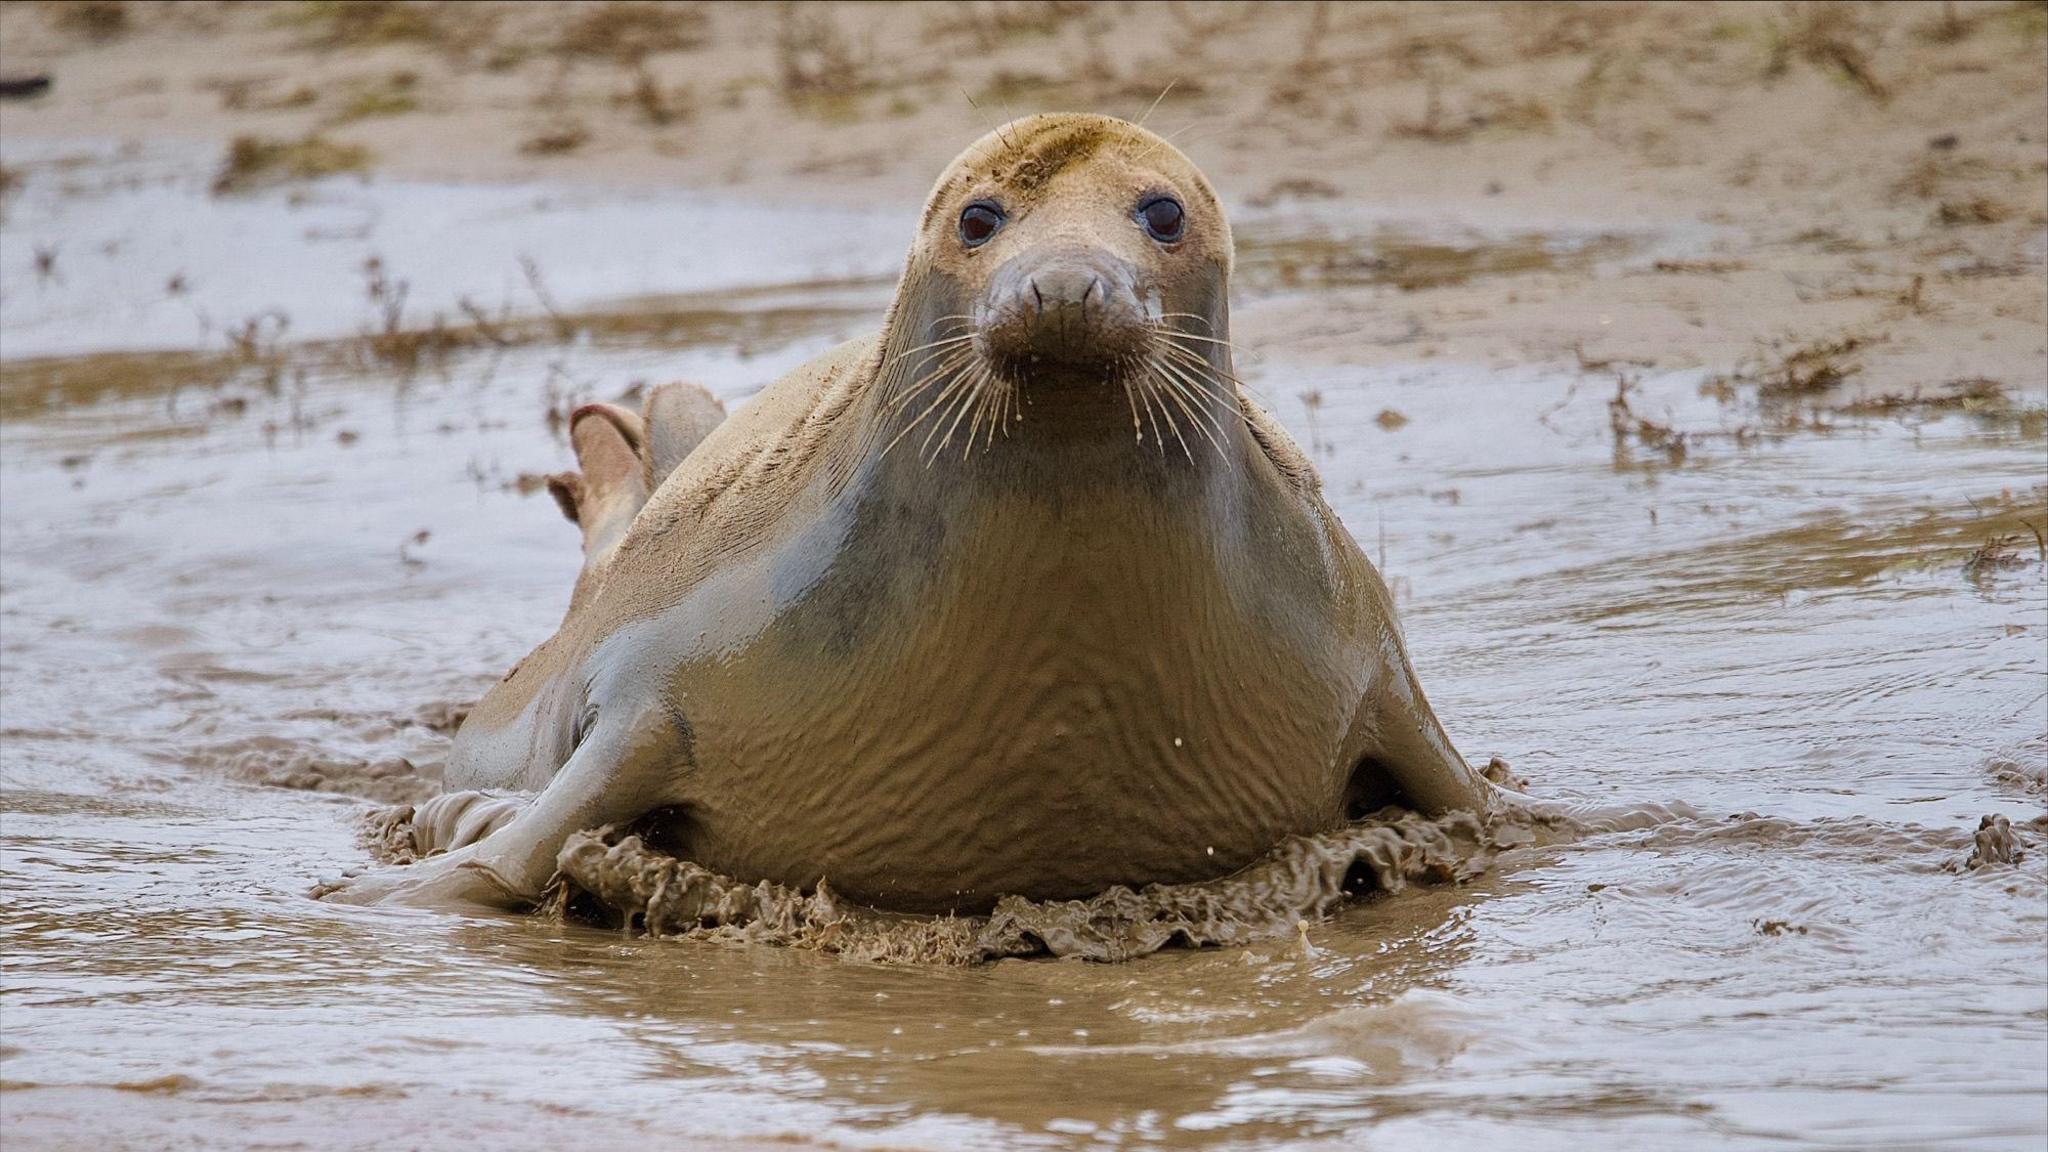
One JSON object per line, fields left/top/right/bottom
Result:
{"left": 1028, "top": 267, "right": 1099, "bottom": 317}
{"left": 981, "top": 246, "right": 1146, "bottom": 377}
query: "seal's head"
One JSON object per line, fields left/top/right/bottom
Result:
{"left": 880, "top": 113, "right": 1237, "bottom": 458}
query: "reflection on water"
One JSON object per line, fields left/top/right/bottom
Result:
{"left": 2, "top": 153, "right": 2044, "bottom": 1151}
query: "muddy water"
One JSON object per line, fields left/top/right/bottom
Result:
{"left": 3, "top": 148, "right": 2045, "bottom": 1151}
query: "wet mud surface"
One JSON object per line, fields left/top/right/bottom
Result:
{"left": 4, "top": 138, "right": 2046, "bottom": 1149}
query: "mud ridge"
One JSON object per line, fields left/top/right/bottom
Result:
{"left": 204, "top": 735, "right": 442, "bottom": 806}
{"left": 543, "top": 800, "right": 1661, "bottom": 965}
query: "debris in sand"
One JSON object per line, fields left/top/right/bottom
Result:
{"left": 1934, "top": 196, "right": 2015, "bottom": 227}
{"left": 331, "top": 71, "right": 420, "bottom": 125}
{"left": 1701, "top": 335, "right": 1874, "bottom": 403}
{"left": 0, "top": 74, "right": 53, "bottom": 100}
{"left": 1766, "top": 4, "right": 1890, "bottom": 102}
{"left": 776, "top": 6, "right": 873, "bottom": 104}
{"left": 212, "top": 133, "right": 372, "bottom": 195}
{"left": 555, "top": 1, "right": 707, "bottom": 63}
{"left": 1837, "top": 376, "right": 2006, "bottom": 417}
{"left": 1392, "top": 85, "right": 1552, "bottom": 143}
{"left": 1752, "top": 918, "right": 1809, "bottom": 936}
{"left": 1607, "top": 374, "right": 1690, "bottom": 466}
{"left": 1962, "top": 530, "right": 2044, "bottom": 582}
{"left": 289, "top": 0, "right": 443, "bottom": 51}
{"left": 614, "top": 67, "right": 694, "bottom": 126}
{"left": 1755, "top": 336, "right": 1868, "bottom": 397}
{"left": 49, "top": 0, "right": 127, "bottom": 42}
{"left": 1572, "top": 342, "right": 1656, "bottom": 373}
{"left": 520, "top": 122, "right": 593, "bottom": 156}
{"left": 1961, "top": 814, "right": 2025, "bottom": 869}
{"left": 1650, "top": 258, "right": 1748, "bottom": 275}
{"left": 1481, "top": 756, "right": 1530, "bottom": 793}
{"left": 1247, "top": 177, "right": 1343, "bottom": 208}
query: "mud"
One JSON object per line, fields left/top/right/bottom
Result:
{"left": 545, "top": 798, "right": 1687, "bottom": 965}
{"left": 209, "top": 735, "right": 441, "bottom": 806}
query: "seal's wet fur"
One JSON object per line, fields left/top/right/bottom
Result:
{"left": 324, "top": 114, "right": 1492, "bottom": 914}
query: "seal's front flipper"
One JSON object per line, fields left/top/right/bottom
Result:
{"left": 1355, "top": 673, "right": 1492, "bottom": 817}
{"left": 321, "top": 701, "right": 683, "bottom": 910}
{"left": 1346, "top": 581, "right": 1494, "bottom": 818}
{"left": 403, "top": 790, "right": 526, "bottom": 858}
{"left": 643, "top": 381, "right": 726, "bottom": 485}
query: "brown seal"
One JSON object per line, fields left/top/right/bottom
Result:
{"left": 323, "top": 113, "right": 1495, "bottom": 913}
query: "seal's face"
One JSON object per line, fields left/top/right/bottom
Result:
{"left": 882, "top": 114, "right": 1237, "bottom": 458}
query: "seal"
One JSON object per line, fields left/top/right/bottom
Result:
{"left": 323, "top": 113, "right": 1495, "bottom": 913}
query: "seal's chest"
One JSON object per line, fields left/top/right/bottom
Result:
{"left": 674, "top": 461, "right": 1359, "bottom": 911}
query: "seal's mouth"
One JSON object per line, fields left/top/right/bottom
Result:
{"left": 881, "top": 310, "right": 1243, "bottom": 465}
{"left": 973, "top": 246, "right": 1149, "bottom": 382}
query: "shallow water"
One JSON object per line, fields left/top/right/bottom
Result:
{"left": 2, "top": 147, "right": 2045, "bottom": 1150}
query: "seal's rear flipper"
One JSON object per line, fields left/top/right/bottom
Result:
{"left": 559, "top": 403, "right": 651, "bottom": 570}
{"left": 643, "top": 381, "right": 726, "bottom": 485}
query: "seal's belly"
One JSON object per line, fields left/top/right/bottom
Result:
{"left": 667, "top": 603, "right": 1360, "bottom": 913}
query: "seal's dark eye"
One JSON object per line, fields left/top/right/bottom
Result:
{"left": 959, "top": 201, "right": 1004, "bottom": 247}
{"left": 1138, "top": 196, "right": 1184, "bottom": 242}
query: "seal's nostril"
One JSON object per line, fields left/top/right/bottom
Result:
{"left": 1082, "top": 277, "right": 1099, "bottom": 314}
{"left": 1031, "top": 280, "right": 1044, "bottom": 316}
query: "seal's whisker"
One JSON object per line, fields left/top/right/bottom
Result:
{"left": 880, "top": 360, "right": 980, "bottom": 460}
{"left": 1154, "top": 311, "right": 1217, "bottom": 330}
{"left": 1151, "top": 352, "right": 1232, "bottom": 428}
{"left": 887, "top": 341, "right": 976, "bottom": 393}
{"left": 1120, "top": 375, "right": 1146, "bottom": 446}
{"left": 1155, "top": 352, "right": 1253, "bottom": 440}
{"left": 1143, "top": 368, "right": 1198, "bottom": 462}
{"left": 1127, "top": 120, "right": 1209, "bottom": 166}
{"left": 984, "top": 373, "right": 1018, "bottom": 448}
{"left": 887, "top": 331, "right": 978, "bottom": 367}
{"left": 1000, "top": 371, "right": 1021, "bottom": 438}
{"left": 1137, "top": 372, "right": 1167, "bottom": 455}
{"left": 965, "top": 369, "right": 1004, "bottom": 456}
{"left": 919, "top": 363, "right": 983, "bottom": 463}
{"left": 1138, "top": 368, "right": 1171, "bottom": 455}
{"left": 1156, "top": 340, "right": 1252, "bottom": 394}
{"left": 1131, "top": 80, "right": 1177, "bottom": 136}
{"left": 883, "top": 348, "right": 977, "bottom": 414}
{"left": 1151, "top": 358, "right": 1236, "bottom": 461}
{"left": 960, "top": 88, "right": 1017, "bottom": 154}
{"left": 1151, "top": 325, "right": 1251, "bottom": 366}
{"left": 1154, "top": 329, "right": 1241, "bottom": 352}
{"left": 1152, "top": 349, "right": 1232, "bottom": 424}
{"left": 1152, "top": 342, "right": 1238, "bottom": 398}
{"left": 926, "top": 364, "right": 990, "bottom": 464}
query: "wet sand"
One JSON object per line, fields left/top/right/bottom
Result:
{"left": 3, "top": 3, "right": 2046, "bottom": 1150}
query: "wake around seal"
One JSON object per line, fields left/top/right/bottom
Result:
{"left": 323, "top": 113, "right": 1497, "bottom": 914}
